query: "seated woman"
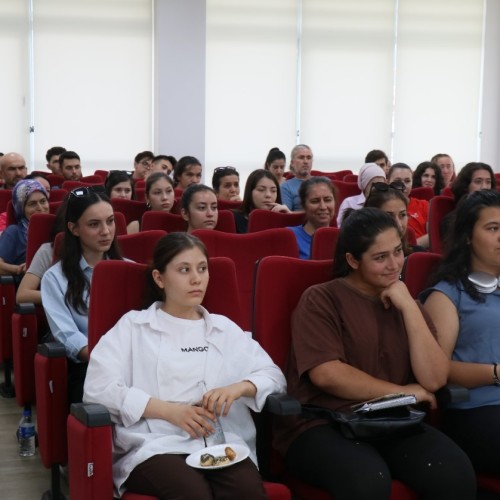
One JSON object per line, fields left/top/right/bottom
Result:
{"left": 233, "top": 169, "right": 290, "bottom": 234}
{"left": 127, "top": 172, "right": 175, "bottom": 234}
{"left": 16, "top": 198, "right": 68, "bottom": 305}
{"left": 211, "top": 166, "right": 241, "bottom": 201}
{"left": 83, "top": 233, "right": 286, "bottom": 499}
{"left": 0, "top": 179, "right": 49, "bottom": 279}
{"left": 288, "top": 177, "right": 336, "bottom": 259}
{"left": 105, "top": 170, "right": 135, "bottom": 200}
{"left": 264, "top": 147, "right": 287, "bottom": 185}
{"left": 364, "top": 181, "right": 419, "bottom": 256}
{"left": 41, "top": 186, "right": 124, "bottom": 404}
{"left": 274, "top": 207, "right": 475, "bottom": 500}
{"left": 387, "top": 163, "right": 429, "bottom": 248}
{"left": 336, "top": 162, "right": 386, "bottom": 226}
{"left": 181, "top": 184, "right": 219, "bottom": 233}
{"left": 412, "top": 161, "right": 444, "bottom": 196}
{"left": 431, "top": 153, "right": 455, "bottom": 189}
{"left": 173, "top": 156, "right": 203, "bottom": 192}
{"left": 422, "top": 190, "right": 500, "bottom": 477}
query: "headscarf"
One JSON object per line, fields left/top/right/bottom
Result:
{"left": 12, "top": 179, "right": 49, "bottom": 246}
{"left": 357, "top": 163, "right": 386, "bottom": 191}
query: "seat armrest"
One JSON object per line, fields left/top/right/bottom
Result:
{"left": 15, "top": 302, "right": 36, "bottom": 314}
{"left": 70, "top": 403, "right": 111, "bottom": 427}
{"left": 0, "top": 275, "right": 15, "bottom": 285}
{"left": 264, "top": 393, "right": 302, "bottom": 416}
{"left": 436, "top": 384, "right": 469, "bottom": 406}
{"left": 37, "top": 342, "right": 66, "bottom": 358}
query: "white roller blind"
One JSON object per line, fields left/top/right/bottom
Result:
{"left": 32, "top": 0, "right": 152, "bottom": 174}
{"left": 300, "top": 0, "right": 395, "bottom": 171}
{"left": 205, "top": 0, "right": 298, "bottom": 184}
{"left": 393, "top": 0, "right": 484, "bottom": 168}
{"left": 0, "top": 1, "right": 30, "bottom": 156}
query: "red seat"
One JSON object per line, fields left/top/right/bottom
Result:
{"left": 217, "top": 199, "right": 242, "bottom": 211}
{"left": 135, "top": 187, "right": 145, "bottom": 202}
{"left": 47, "top": 188, "right": 68, "bottom": 202}
{"left": 61, "top": 180, "right": 104, "bottom": 191}
{"left": 428, "top": 196, "right": 456, "bottom": 254}
{"left": 331, "top": 179, "right": 362, "bottom": 212}
{"left": 81, "top": 174, "right": 105, "bottom": 184}
{"left": 193, "top": 229, "right": 299, "bottom": 331}
{"left": 113, "top": 211, "right": 127, "bottom": 236}
{"left": 310, "top": 226, "right": 340, "bottom": 260}
{"left": 410, "top": 186, "right": 435, "bottom": 201}
{"left": 441, "top": 186, "right": 453, "bottom": 197}
{"left": 252, "top": 256, "right": 417, "bottom": 499}
{"left": 248, "top": 209, "right": 305, "bottom": 232}
{"left": 401, "top": 252, "right": 442, "bottom": 299}
{"left": 47, "top": 174, "right": 65, "bottom": 188}
{"left": 343, "top": 173, "right": 358, "bottom": 183}
{"left": 66, "top": 258, "right": 287, "bottom": 499}
{"left": 116, "top": 230, "right": 166, "bottom": 265}
{"left": 111, "top": 198, "right": 148, "bottom": 225}
{"left": 0, "top": 189, "right": 12, "bottom": 213}
{"left": 93, "top": 170, "right": 109, "bottom": 182}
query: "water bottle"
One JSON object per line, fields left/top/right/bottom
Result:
{"left": 18, "top": 406, "right": 36, "bottom": 457}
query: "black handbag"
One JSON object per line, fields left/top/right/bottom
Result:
{"left": 303, "top": 394, "right": 426, "bottom": 441}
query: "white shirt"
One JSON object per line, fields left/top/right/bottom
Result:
{"left": 83, "top": 302, "right": 286, "bottom": 496}
{"left": 336, "top": 193, "right": 366, "bottom": 227}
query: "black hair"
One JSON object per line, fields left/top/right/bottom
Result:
{"left": 59, "top": 151, "right": 80, "bottom": 165}
{"left": 451, "top": 162, "right": 496, "bottom": 203}
{"left": 145, "top": 171, "right": 174, "bottom": 197}
{"left": 387, "top": 162, "right": 412, "bottom": 180}
{"left": 364, "top": 149, "right": 388, "bottom": 164}
{"left": 333, "top": 207, "right": 400, "bottom": 278}
{"left": 264, "top": 147, "right": 286, "bottom": 169}
{"left": 45, "top": 147, "right": 66, "bottom": 163}
{"left": 134, "top": 151, "right": 154, "bottom": 164}
{"left": 145, "top": 233, "right": 209, "bottom": 306}
{"left": 298, "top": 176, "right": 335, "bottom": 208}
{"left": 431, "top": 190, "right": 500, "bottom": 302}
{"left": 61, "top": 189, "right": 121, "bottom": 313}
{"left": 173, "top": 156, "right": 202, "bottom": 187}
{"left": 181, "top": 183, "right": 216, "bottom": 212}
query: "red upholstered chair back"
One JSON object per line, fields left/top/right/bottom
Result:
{"left": 406, "top": 227, "right": 418, "bottom": 247}
{"left": 111, "top": 198, "right": 148, "bottom": 225}
{"left": 93, "top": 170, "right": 109, "bottom": 182}
{"left": 141, "top": 211, "right": 186, "bottom": 232}
{"left": 61, "top": 180, "right": 104, "bottom": 191}
{"left": 47, "top": 174, "right": 65, "bottom": 188}
{"left": 343, "top": 173, "right": 358, "bottom": 183}
{"left": 310, "top": 226, "right": 340, "bottom": 260}
{"left": 217, "top": 199, "right": 242, "bottom": 211}
{"left": 48, "top": 189, "right": 68, "bottom": 202}
{"left": 117, "top": 230, "right": 166, "bottom": 265}
{"left": 402, "top": 252, "right": 442, "bottom": 299}
{"left": 428, "top": 195, "right": 456, "bottom": 254}
{"left": 87, "top": 257, "right": 243, "bottom": 353}
{"left": 25, "top": 213, "right": 56, "bottom": 267}
{"left": 0, "top": 189, "right": 12, "bottom": 212}
{"left": 6, "top": 200, "right": 15, "bottom": 226}
{"left": 81, "top": 175, "right": 104, "bottom": 184}
{"left": 331, "top": 180, "right": 362, "bottom": 208}
{"left": 248, "top": 209, "right": 305, "bottom": 233}
{"left": 252, "top": 256, "right": 333, "bottom": 369}
{"left": 113, "top": 211, "right": 127, "bottom": 236}
{"left": 193, "top": 228, "right": 299, "bottom": 330}
{"left": 135, "top": 187, "right": 146, "bottom": 201}
{"left": 410, "top": 186, "right": 435, "bottom": 201}
{"left": 441, "top": 186, "right": 453, "bottom": 197}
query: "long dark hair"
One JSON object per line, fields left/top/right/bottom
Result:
{"left": 412, "top": 161, "right": 444, "bottom": 196}
{"left": 105, "top": 171, "right": 135, "bottom": 199}
{"left": 450, "top": 162, "right": 496, "bottom": 203}
{"left": 333, "top": 207, "right": 400, "bottom": 278}
{"left": 431, "top": 190, "right": 500, "bottom": 302}
{"left": 61, "top": 188, "right": 122, "bottom": 314}
{"left": 145, "top": 233, "right": 209, "bottom": 307}
{"left": 239, "top": 169, "right": 282, "bottom": 217}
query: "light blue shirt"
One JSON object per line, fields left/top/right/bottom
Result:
{"left": 280, "top": 177, "right": 304, "bottom": 211}
{"left": 41, "top": 257, "right": 93, "bottom": 362}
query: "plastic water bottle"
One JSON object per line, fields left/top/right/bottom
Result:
{"left": 18, "top": 406, "right": 35, "bottom": 457}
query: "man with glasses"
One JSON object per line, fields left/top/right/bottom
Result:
{"left": 132, "top": 151, "right": 154, "bottom": 181}
{"left": 280, "top": 144, "right": 314, "bottom": 211}
{"left": 0, "top": 152, "right": 28, "bottom": 189}
{"left": 59, "top": 151, "right": 83, "bottom": 181}
{"left": 336, "top": 163, "right": 386, "bottom": 226}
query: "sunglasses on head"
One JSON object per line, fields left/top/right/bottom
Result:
{"left": 70, "top": 185, "right": 106, "bottom": 198}
{"left": 214, "top": 166, "right": 238, "bottom": 175}
{"left": 371, "top": 181, "right": 406, "bottom": 193}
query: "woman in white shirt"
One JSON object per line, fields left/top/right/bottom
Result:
{"left": 83, "top": 233, "right": 286, "bottom": 499}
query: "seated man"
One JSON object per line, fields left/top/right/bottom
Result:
{"left": 280, "top": 144, "right": 313, "bottom": 211}
{"left": 46, "top": 146, "right": 66, "bottom": 175}
{"left": 132, "top": 151, "right": 154, "bottom": 182}
{"left": 59, "top": 151, "right": 83, "bottom": 182}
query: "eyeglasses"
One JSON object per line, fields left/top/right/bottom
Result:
{"left": 371, "top": 181, "right": 406, "bottom": 193}
{"left": 70, "top": 185, "right": 106, "bottom": 198}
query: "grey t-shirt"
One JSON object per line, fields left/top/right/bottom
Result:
{"left": 27, "top": 242, "right": 53, "bottom": 278}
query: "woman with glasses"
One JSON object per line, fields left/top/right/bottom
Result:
{"left": 233, "top": 169, "right": 290, "bottom": 233}
{"left": 181, "top": 184, "right": 219, "bottom": 233}
{"left": 387, "top": 163, "right": 429, "bottom": 248}
{"left": 211, "top": 166, "right": 241, "bottom": 201}
{"left": 127, "top": 172, "right": 175, "bottom": 234}
{"left": 264, "top": 147, "right": 287, "bottom": 185}
{"left": 336, "top": 163, "right": 386, "bottom": 227}
{"left": 364, "top": 182, "right": 417, "bottom": 256}
{"left": 83, "top": 233, "right": 285, "bottom": 499}
{"left": 41, "top": 186, "right": 123, "bottom": 404}
{"left": 288, "top": 177, "right": 336, "bottom": 259}
{"left": 421, "top": 190, "right": 500, "bottom": 481}
{"left": 412, "top": 161, "right": 444, "bottom": 196}
{"left": 275, "top": 207, "right": 475, "bottom": 500}
{"left": 0, "top": 179, "right": 49, "bottom": 280}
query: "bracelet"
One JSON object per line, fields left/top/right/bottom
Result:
{"left": 493, "top": 363, "right": 500, "bottom": 386}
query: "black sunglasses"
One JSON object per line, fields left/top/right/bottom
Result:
{"left": 70, "top": 185, "right": 106, "bottom": 198}
{"left": 214, "top": 166, "right": 238, "bottom": 174}
{"left": 371, "top": 181, "right": 406, "bottom": 193}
